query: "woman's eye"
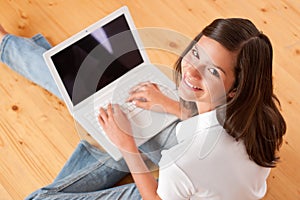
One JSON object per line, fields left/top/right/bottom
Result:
{"left": 208, "top": 68, "right": 220, "bottom": 78}
{"left": 191, "top": 49, "right": 199, "bottom": 59}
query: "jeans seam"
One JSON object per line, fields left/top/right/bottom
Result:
{"left": 39, "top": 183, "right": 135, "bottom": 199}
{"left": 0, "top": 34, "right": 12, "bottom": 63}
{"left": 31, "top": 33, "right": 44, "bottom": 41}
{"left": 81, "top": 140, "right": 106, "bottom": 156}
{"left": 31, "top": 33, "right": 51, "bottom": 50}
{"left": 57, "top": 162, "right": 106, "bottom": 192}
{"left": 49, "top": 142, "right": 111, "bottom": 193}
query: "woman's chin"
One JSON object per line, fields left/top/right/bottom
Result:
{"left": 178, "top": 87, "right": 197, "bottom": 102}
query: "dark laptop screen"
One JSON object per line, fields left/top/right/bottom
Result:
{"left": 51, "top": 14, "right": 144, "bottom": 105}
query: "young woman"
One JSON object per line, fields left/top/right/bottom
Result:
{"left": 0, "top": 18, "right": 286, "bottom": 200}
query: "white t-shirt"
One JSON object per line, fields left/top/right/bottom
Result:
{"left": 157, "top": 110, "right": 270, "bottom": 200}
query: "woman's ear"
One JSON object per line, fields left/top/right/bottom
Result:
{"left": 228, "top": 88, "right": 237, "bottom": 98}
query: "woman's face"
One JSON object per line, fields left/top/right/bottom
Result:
{"left": 178, "top": 36, "right": 237, "bottom": 111}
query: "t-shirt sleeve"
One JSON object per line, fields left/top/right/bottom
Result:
{"left": 157, "top": 163, "right": 196, "bottom": 200}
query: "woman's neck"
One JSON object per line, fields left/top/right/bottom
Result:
{"left": 196, "top": 102, "right": 214, "bottom": 114}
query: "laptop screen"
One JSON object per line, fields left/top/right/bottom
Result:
{"left": 51, "top": 14, "right": 144, "bottom": 105}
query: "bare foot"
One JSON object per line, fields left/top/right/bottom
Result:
{"left": 0, "top": 25, "right": 8, "bottom": 43}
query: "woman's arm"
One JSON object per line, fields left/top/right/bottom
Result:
{"left": 98, "top": 104, "right": 161, "bottom": 200}
{"left": 121, "top": 145, "right": 161, "bottom": 200}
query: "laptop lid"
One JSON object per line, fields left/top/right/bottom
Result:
{"left": 43, "top": 6, "right": 150, "bottom": 112}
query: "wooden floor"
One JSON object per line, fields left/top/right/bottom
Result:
{"left": 0, "top": 0, "right": 299, "bottom": 199}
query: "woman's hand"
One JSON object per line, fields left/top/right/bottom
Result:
{"left": 98, "top": 104, "right": 137, "bottom": 152}
{"left": 127, "top": 82, "right": 181, "bottom": 118}
{"left": 98, "top": 104, "right": 161, "bottom": 200}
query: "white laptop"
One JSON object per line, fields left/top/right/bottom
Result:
{"left": 43, "top": 6, "right": 178, "bottom": 160}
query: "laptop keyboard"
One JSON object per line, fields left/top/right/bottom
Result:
{"left": 83, "top": 75, "right": 175, "bottom": 131}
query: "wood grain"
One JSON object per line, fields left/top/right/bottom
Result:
{"left": 0, "top": 0, "right": 299, "bottom": 199}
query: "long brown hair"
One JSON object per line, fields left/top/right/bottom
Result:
{"left": 174, "top": 18, "right": 286, "bottom": 168}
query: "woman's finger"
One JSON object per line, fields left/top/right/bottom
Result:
{"left": 129, "top": 81, "right": 156, "bottom": 93}
{"left": 129, "top": 85, "right": 146, "bottom": 94}
{"left": 133, "top": 100, "right": 150, "bottom": 110}
{"left": 98, "top": 114, "right": 104, "bottom": 126}
{"left": 141, "top": 82, "right": 159, "bottom": 90}
{"left": 99, "top": 107, "right": 108, "bottom": 122}
{"left": 151, "top": 82, "right": 159, "bottom": 90}
{"left": 113, "top": 104, "right": 123, "bottom": 115}
{"left": 107, "top": 103, "right": 113, "bottom": 118}
{"left": 127, "top": 91, "right": 148, "bottom": 102}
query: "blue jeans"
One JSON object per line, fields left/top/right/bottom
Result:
{"left": 0, "top": 34, "right": 179, "bottom": 199}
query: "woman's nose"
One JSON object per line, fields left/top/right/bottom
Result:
{"left": 185, "top": 65, "right": 203, "bottom": 81}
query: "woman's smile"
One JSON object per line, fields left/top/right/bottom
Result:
{"left": 182, "top": 74, "right": 203, "bottom": 91}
